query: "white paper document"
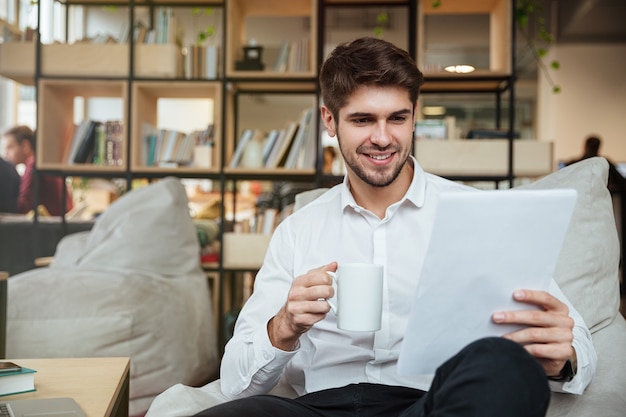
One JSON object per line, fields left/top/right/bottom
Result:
{"left": 397, "top": 188, "right": 577, "bottom": 376}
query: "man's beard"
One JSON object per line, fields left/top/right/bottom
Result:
{"left": 337, "top": 134, "right": 410, "bottom": 188}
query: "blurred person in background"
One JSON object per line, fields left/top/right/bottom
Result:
{"left": 2, "top": 125, "right": 73, "bottom": 216}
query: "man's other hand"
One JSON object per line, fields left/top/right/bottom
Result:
{"left": 492, "top": 289, "right": 575, "bottom": 378}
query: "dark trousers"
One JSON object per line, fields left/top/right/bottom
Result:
{"left": 193, "top": 337, "right": 550, "bottom": 417}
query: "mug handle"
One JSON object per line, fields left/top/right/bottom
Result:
{"left": 325, "top": 271, "right": 338, "bottom": 314}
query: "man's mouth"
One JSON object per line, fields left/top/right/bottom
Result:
{"left": 367, "top": 153, "right": 392, "bottom": 161}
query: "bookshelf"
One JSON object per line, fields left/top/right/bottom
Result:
{"left": 130, "top": 80, "right": 222, "bottom": 174}
{"left": 37, "top": 79, "right": 128, "bottom": 172}
{"left": 0, "top": 0, "right": 520, "bottom": 348}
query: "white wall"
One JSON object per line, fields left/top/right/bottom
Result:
{"left": 537, "top": 44, "right": 626, "bottom": 164}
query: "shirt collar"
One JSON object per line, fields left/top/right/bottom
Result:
{"left": 340, "top": 156, "right": 428, "bottom": 211}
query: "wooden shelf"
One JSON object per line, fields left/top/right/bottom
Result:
{"left": 415, "top": 140, "right": 553, "bottom": 178}
{"left": 422, "top": 71, "right": 512, "bottom": 93}
{"left": 417, "top": 0, "right": 511, "bottom": 76}
{"left": 131, "top": 80, "right": 222, "bottom": 171}
{"left": 421, "top": 0, "right": 503, "bottom": 14}
{"left": 223, "top": 167, "right": 316, "bottom": 177}
{"left": 37, "top": 79, "right": 128, "bottom": 170}
{"left": 0, "top": 43, "right": 182, "bottom": 81}
{"left": 57, "top": 0, "right": 224, "bottom": 4}
{"left": 0, "top": 43, "right": 35, "bottom": 85}
{"left": 226, "top": 0, "right": 317, "bottom": 78}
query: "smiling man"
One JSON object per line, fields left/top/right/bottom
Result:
{"left": 192, "top": 37, "right": 595, "bottom": 417}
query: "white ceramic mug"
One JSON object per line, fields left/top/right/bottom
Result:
{"left": 326, "top": 263, "right": 384, "bottom": 332}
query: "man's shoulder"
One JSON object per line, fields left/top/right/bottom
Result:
{"left": 424, "top": 172, "right": 474, "bottom": 192}
{"left": 293, "top": 186, "right": 340, "bottom": 215}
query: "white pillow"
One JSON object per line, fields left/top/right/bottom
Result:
{"left": 520, "top": 157, "right": 621, "bottom": 332}
{"left": 58, "top": 177, "right": 201, "bottom": 277}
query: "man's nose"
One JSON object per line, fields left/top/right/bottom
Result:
{"left": 370, "top": 122, "right": 392, "bottom": 147}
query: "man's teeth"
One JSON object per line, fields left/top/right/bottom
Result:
{"left": 369, "top": 154, "right": 391, "bottom": 160}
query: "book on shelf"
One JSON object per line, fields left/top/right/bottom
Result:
{"left": 273, "top": 39, "right": 309, "bottom": 73}
{"left": 64, "top": 119, "right": 91, "bottom": 164}
{"left": 142, "top": 134, "right": 153, "bottom": 167}
{"left": 159, "top": 129, "right": 184, "bottom": 163}
{"left": 104, "top": 120, "right": 124, "bottom": 166}
{"left": 133, "top": 23, "right": 148, "bottom": 43}
{"left": 156, "top": 7, "right": 179, "bottom": 45}
{"left": 184, "top": 45, "right": 219, "bottom": 80}
{"left": 260, "top": 208, "right": 278, "bottom": 235}
{"left": 289, "top": 39, "right": 309, "bottom": 72}
{"left": 273, "top": 41, "right": 291, "bottom": 72}
{"left": 144, "top": 29, "right": 157, "bottom": 44}
{"left": 92, "top": 123, "right": 107, "bottom": 165}
{"left": 284, "top": 108, "right": 314, "bottom": 169}
{"left": 299, "top": 116, "right": 318, "bottom": 169}
{"left": 66, "top": 119, "right": 124, "bottom": 166}
{"left": 265, "top": 122, "right": 299, "bottom": 168}
{"left": 262, "top": 129, "right": 281, "bottom": 165}
{"left": 141, "top": 124, "right": 214, "bottom": 168}
{"left": 72, "top": 120, "right": 100, "bottom": 164}
{"left": 0, "top": 365, "right": 36, "bottom": 396}
{"left": 204, "top": 45, "right": 219, "bottom": 79}
{"left": 229, "top": 129, "right": 254, "bottom": 168}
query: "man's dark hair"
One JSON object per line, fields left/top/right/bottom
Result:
{"left": 4, "top": 125, "right": 35, "bottom": 151}
{"left": 319, "top": 37, "right": 424, "bottom": 119}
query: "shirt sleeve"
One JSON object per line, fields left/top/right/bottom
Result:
{"left": 547, "top": 279, "right": 597, "bottom": 394}
{"left": 219, "top": 221, "right": 299, "bottom": 399}
{"left": 16, "top": 161, "right": 34, "bottom": 214}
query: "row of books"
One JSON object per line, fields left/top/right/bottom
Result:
{"left": 234, "top": 207, "right": 280, "bottom": 236}
{"left": 273, "top": 39, "right": 309, "bottom": 73}
{"left": 184, "top": 44, "right": 219, "bottom": 79}
{"left": 229, "top": 108, "right": 317, "bottom": 169}
{"left": 118, "top": 7, "right": 180, "bottom": 45}
{"left": 64, "top": 120, "right": 123, "bottom": 166}
{"left": 140, "top": 124, "right": 215, "bottom": 168}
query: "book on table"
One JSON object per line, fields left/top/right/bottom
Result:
{"left": 0, "top": 365, "right": 36, "bottom": 396}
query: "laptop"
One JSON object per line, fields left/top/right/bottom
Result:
{"left": 1, "top": 398, "right": 86, "bottom": 417}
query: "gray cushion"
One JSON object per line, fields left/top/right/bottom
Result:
{"left": 521, "top": 157, "right": 621, "bottom": 331}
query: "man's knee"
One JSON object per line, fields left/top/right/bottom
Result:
{"left": 428, "top": 337, "right": 550, "bottom": 416}
{"left": 451, "top": 337, "right": 550, "bottom": 404}
{"left": 461, "top": 337, "right": 545, "bottom": 377}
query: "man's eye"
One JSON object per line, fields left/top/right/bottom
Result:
{"left": 353, "top": 118, "right": 370, "bottom": 124}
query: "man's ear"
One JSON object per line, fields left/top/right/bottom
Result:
{"left": 321, "top": 106, "right": 336, "bottom": 137}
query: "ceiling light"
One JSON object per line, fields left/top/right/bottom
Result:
{"left": 444, "top": 65, "right": 475, "bottom": 74}
{"left": 422, "top": 106, "right": 446, "bottom": 116}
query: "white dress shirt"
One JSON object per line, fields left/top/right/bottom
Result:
{"left": 220, "top": 158, "right": 597, "bottom": 399}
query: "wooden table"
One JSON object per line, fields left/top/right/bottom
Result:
{"left": 2, "top": 357, "right": 130, "bottom": 417}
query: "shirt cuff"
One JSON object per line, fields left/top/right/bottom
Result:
{"left": 548, "top": 331, "right": 597, "bottom": 395}
{"left": 253, "top": 319, "right": 299, "bottom": 372}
